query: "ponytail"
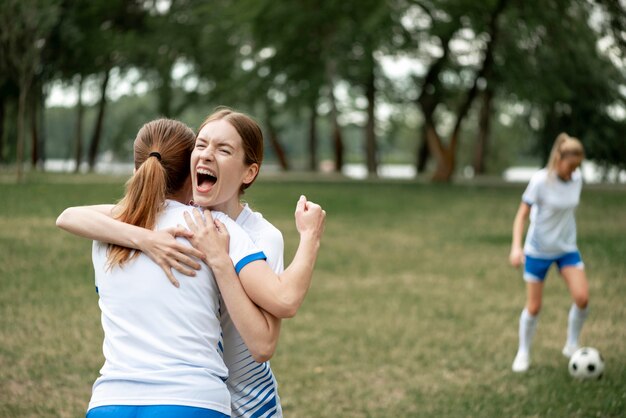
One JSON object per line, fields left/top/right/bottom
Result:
{"left": 106, "top": 119, "right": 195, "bottom": 269}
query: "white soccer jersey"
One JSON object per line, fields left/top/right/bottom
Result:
{"left": 522, "top": 168, "right": 582, "bottom": 257}
{"left": 89, "top": 200, "right": 266, "bottom": 415}
{"left": 221, "top": 204, "right": 285, "bottom": 418}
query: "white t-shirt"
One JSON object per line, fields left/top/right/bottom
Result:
{"left": 522, "top": 168, "right": 582, "bottom": 257}
{"left": 222, "top": 204, "right": 285, "bottom": 418}
{"left": 89, "top": 200, "right": 266, "bottom": 415}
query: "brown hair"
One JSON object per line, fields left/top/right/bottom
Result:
{"left": 547, "top": 132, "right": 585, "bottom": 174}
{"left": 198, "top": 107, "right": 264, "bottom": 194}
{"left": 107, "top": 118, "right": 195, "bottom": 268}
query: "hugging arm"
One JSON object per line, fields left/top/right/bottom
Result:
{"left": 56, "top": 205, "right": 204, "bottom": 287}
{"left": 57, "top": 204, "right": 280, "bottom": 361}
{"left": 57, "top": 195, "right": 326, "bottom": 319}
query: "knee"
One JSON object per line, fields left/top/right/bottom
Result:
{"left": 526, "top": 302, "right": 541, "bottom": 316}
{"left": 574, "top": 294, "right": 589, "bottom": 309}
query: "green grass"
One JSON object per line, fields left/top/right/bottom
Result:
{"left": 1, "top": 173, "right": 625, "bottom": 417}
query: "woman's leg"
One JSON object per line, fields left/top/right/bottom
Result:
{"left": 561, "top": 265, "right": 589, "bottom": 357}
{"left": 513, "top": 281, "right": 544, "bottom": 372}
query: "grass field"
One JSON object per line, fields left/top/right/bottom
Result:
{"left": 1, "top": 173, "right": 625, "bottom": 417}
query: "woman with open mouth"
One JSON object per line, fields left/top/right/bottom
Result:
{"left": 57, "top": 108, "right": 326, "bottom": 418}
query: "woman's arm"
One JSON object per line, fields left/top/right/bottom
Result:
{"left": 509, "top": 202, "right": 530, "bottom": 268}
{"left": 187, "top": 196, "right": 326, "bottom": 319}
{"left": 185, "top": 210, "right": 281, "bottom": 362}
{"left": 239, "top": 195, "right": 324, "bottom": 318}
{"left": 56, "top": 205, "right": 204, "bottom": 286}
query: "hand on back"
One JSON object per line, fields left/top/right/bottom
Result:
{"left": 184, "top": 209, "right": 231, "bottom": 269}
{"left": 140, "top": 227, "right": 204, "bottom": 287}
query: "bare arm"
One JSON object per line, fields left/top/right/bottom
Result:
{"left": 509, "top": 202, "right": 530, "bottom": 268}
{"left": 187, "top": 196, "right": 325, "bottom": 319}
{"left": 239, "top": 195, "right": 325, "bottom": 318}
{"left": 56, "top": 205, "right": 204, "bottom": 286}
{"left": 185, "top": 210, "right": 281, "bottom": 362}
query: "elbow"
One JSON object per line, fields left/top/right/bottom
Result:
{"left": 250, "top": 340, "right": 277, "bottom": 363}
{"left": 272, "top": 299, "right": 298, "bottom": 319}
{"left": 281, "top": 303, "right": 298, "bottom": 319}
{"left": 56, "top": 208, "right": 72, "bottom": 230}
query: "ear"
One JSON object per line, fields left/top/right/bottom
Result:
{"left": 242, "top": 163, "right": 259, "bottom": 186}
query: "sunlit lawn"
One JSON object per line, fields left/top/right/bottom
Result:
{"left": 1, "top": 173, "right": 625, "bottom": 417}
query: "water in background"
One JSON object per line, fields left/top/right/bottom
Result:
{"left": 44, "top": 158, "right": 626, "bottom": 184}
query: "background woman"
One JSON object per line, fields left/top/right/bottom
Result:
{"left": 509, "top": 132, "right": 589, "bottom": 373}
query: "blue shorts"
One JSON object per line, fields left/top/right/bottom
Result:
{"left": 86, "top": 405, "right": 229, "bottom": 418}
{"left": 523, "top": 251, "right": 584, "bottom": 282}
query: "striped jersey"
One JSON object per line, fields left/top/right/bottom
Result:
{"left": 221, "top": 204, "right": 285, "bottom": 417}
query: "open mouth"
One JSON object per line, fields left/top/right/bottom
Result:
{"left": 196, "top": 168, "right": 217, "bottom": 193}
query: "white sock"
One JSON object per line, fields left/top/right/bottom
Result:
{"left": 518, "top": 308, "right": 538, "bottom": 355}
{"left": 567, "top": 304, "right": 588, "bottom": 347}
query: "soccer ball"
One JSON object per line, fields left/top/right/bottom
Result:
{"left": 568, "top": 347, "right": 604, "bottom": 380}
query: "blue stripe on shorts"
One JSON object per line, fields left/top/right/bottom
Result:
{"left": 86, "top": 405, "right": 229, "bottom": 418}
{"left": 523, "top": 251, "right": 584, "bottom": 282}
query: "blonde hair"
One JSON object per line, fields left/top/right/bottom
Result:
{"left": 547, "top": 132, "right": 585, "bottom": 173}
{"left": 107, "top": 119, "right": 195, "bottom": 268}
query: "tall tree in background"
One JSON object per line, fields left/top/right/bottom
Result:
{"left": 497, "top": 0, "right": 626, "bottom": 170}
{"left": 0, "top": 0, "right": 60, "bottom": 181}
{"left": 409, "top": 0, "right": 509, "bottom": 181}
{"left": 84, "top": 0, "right": 147, "bottom": 171}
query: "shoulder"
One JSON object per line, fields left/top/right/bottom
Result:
{"left": 156, "top": 201, "right": 195, "bottom": 228}
{"left": 530, "top": 168, "right": 548, "bottom": 184}
{"left": 211, "top": 211, "right": 247, "bottom": 235}
{"left": 242, "top": 209, "right": 284, "bottom": 251}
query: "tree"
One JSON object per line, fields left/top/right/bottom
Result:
{"left": 0, "top": 0, "right": 60, "bottom": 181}
{"left": 495, "top": 0, "right": 626, "bottom": 169}
{"left": 407, "top": 0, "right": 509, "bottom": 181}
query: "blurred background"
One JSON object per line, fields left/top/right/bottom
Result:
{"left": 0, "top": 0, "right": 624, "bottom": 183}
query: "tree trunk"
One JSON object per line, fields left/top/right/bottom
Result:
{"left": 308, "top": 100, "right": 318, "bottom": 171}
{"left": 414, "top": 26, "right": 456, "bottom": 177}
{"left": 426, "top": 124, "right": 455, "bottom": 182}
{"left": 364, "top": 49, "right": 377, "bottom": 177}
{"left": 37, "top": 87, "right": 46, "bottom": 168}
{"left": 264, "top": 102, "right": 289, "bottom": 170}
{"left": 30, "top": 84, "right": 39, "bottom": 168}
{"left": 157, "top": 65, "right": 172, "bottom": 117}
{"left": 326, "top": 59, "right": 344, "bottom": 173}
{"left": 87, "top": 70, "right": 110, "bottom": 171}
{"left": 473, "top": 89, "right": 493, "bottom": 175}
{"left": 422, "top": 0, "right": 508, "bottom": 182}
{"left": 74, "top": 75, "right": 84, "bottom": 173}
{"left": 0, "top": 97, "right": 5, "bottom": 163}
{"left": 266, "top": 119, "right": 289, "bottom": 171}
{"left": 416, "top": 124, "right": 430, "bottom": 174}
{"left": 16, "top": 85, "right": 28, "bottom": 182}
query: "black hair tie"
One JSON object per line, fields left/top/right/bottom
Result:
{"left": 149, "top": 151, "right": 162, "bottom": 161}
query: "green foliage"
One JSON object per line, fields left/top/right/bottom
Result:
{"left": 1, "top": 175, "right": 625, "bottom": 417}
{"left": 1, "top": 0, "right": 624, "bottom": 176}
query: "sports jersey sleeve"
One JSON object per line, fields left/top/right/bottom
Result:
{"left": 255, "top": 227, "right": 284, "bottom": 274}
{"left": 212, "top": 212, "right": 267, "bottom": 274}
{"left": 522, "top": 171, "right": 542, "bottom": 206}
